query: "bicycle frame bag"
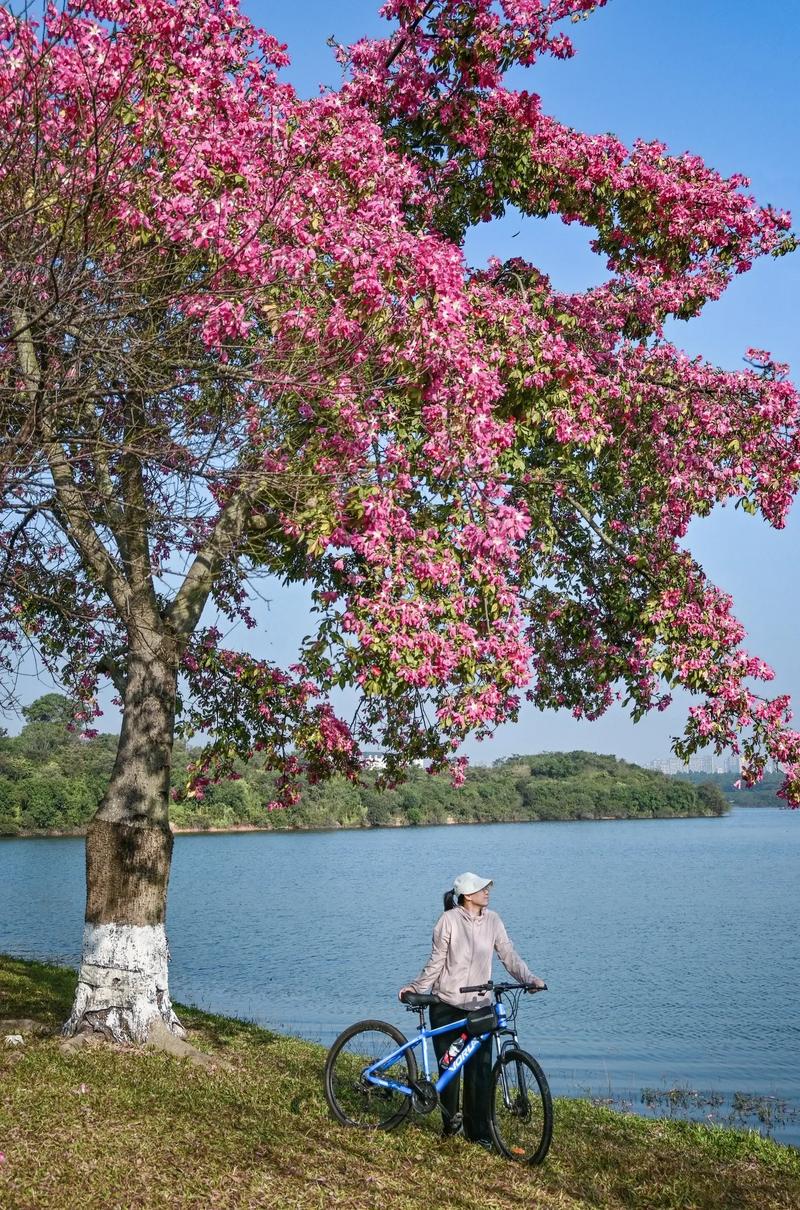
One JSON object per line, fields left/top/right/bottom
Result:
{"left": 465, "top": 1006, "right": 497, "bottom": 1037}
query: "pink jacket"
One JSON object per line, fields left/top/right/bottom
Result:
{"left": 408, "top": 907, "right": 538, "bottom": 1009}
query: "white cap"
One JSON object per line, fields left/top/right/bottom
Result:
{"left": 453, "top": 871, "right": 493, "bottom": 898}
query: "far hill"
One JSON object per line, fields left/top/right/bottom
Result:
{"left": 675, "top": 769, "right": 785, "bottom": 808}
{"left": 0, "top": 698, "right": 728, "bottom": 833}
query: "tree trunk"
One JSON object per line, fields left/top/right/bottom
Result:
{"left": 64, "top": 633, "right": 184, "bottom": 1042}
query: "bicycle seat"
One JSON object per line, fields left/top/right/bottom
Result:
{"left": 401, "top": 992, "right": 438, "bottom": 1008}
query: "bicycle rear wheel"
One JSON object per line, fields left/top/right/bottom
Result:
{"left": 490, "top": 1048, "right": 553, "bottom": 1164}
{"left": 324, "top": 1019, "right": 418, "bottom": 1131}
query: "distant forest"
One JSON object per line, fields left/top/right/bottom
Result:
{"left": 0, "top": 694, "right": 734, "bottom": 835}
{"left": 674, "top": 770, "right": 786, "bottom": 808}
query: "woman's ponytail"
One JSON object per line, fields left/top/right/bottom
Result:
{"left": 443, "top": 888, "right": 458, "bottom": 911}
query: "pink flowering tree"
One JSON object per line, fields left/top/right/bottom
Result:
{"left": 2, "top": 0, "right": 799, "bottom": 1042}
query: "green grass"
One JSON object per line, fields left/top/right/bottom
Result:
{"left": 1, "top": 955, "right": 798, "bottom": 1209}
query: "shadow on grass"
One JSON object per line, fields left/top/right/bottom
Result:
{"left": 0, "top": 954, "right": 76, "bottom": 1026}
{"left": 0, "top": 952, "right": 279, "bottom": 1052}
{"left": 176, "top": 1002, "right": 280, "bottom": 1053}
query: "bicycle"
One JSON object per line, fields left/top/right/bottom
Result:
{"left": 323, "top": 981, "right": 553, "bottom": 1164}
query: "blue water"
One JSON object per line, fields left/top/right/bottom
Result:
{"left": 1, "top": 808, "right": 798, "bottom": 1141}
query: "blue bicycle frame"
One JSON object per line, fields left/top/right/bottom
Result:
{"left": 364, "top": 1001, "right": 508, "bottom": 1097}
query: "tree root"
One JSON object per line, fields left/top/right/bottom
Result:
{"left": 58, "top": 1030, "right": 104, "bottom": 1054}
{"left": 56, "top": 1017, "right": 233, "bottom": 1069}
{"left": 0, "top": 1018, "right": 53, "bottom": 1038}
{"left": 144, "top": 1018, "right": 233, "bottom": 1070}
{"left": 53, "top": 1013, "right": 233, "bottom": 1069}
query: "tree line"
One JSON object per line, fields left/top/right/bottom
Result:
{"left": 674, "top": 770, "right": 785, "bottom": 808}
{"left": 0, "top": 696, "right": 730, "bottom": 835}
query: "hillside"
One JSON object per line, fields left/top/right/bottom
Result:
{"left": 0, "top": 697, "right": 728, "bottom": 834}
{"left": 675, "top": 769, "right": 785, "bottom": 808}
{"left": 1, "top": 954, "right": 798, "bottom": 1210}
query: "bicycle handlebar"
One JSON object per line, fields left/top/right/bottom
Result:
{"left": 459, "top": 981, "right": 547, "bottom": 994}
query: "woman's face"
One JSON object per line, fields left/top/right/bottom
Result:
{"left": 463, "top": 884, "right": 491, "bottom": 910}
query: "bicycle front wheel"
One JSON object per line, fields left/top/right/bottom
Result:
{"left": 490, "top": 1048, "right": 553, "bottom": 1164}
{"left": 324, "top": 1020, "right": 418, "bottom": 1131}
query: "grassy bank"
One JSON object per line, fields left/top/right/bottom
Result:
{"left": 1, "top": 956, "right": 798, "bottom": 1209}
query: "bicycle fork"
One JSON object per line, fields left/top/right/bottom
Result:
{"left": 496, "top": 1035, "right": 530, "bottom": 1114}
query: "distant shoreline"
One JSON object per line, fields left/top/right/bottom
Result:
{"left": 2, "top": 809, "right": 751, "bottom": 840}
{"left": 2, "top": 740, "right": 747, "bottom": 836}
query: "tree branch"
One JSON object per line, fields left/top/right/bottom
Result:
{"left": 563, "top": 491, "right": 631, "bottom": 560}
{"left": 11, "top": 305, "right": 132, "bottom": 619}
{"left": 167, "top": 489, "right": 250, "bottom": 641}
{"left": 118, "top": 391, "right": 159, "bottom": 615}
{"left": 0, "top": 499, "right": 55, "bottom": 584}
{"left": 96, "top": 652, "right": 128, "bottom": 696}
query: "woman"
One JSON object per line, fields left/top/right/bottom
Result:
{"left": 398, "top": 871, "right": 545, "bottom": 1149}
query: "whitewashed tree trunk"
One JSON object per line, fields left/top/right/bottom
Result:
{"left": 64, "top": 921, "right": 182, "bottom": 1041}
{"left": 64, "top": 631, "right": 184, "bottom": 1042}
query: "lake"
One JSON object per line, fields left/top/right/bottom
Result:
{"left": 1, "top": 808, "right": 798, "bottom": 1143}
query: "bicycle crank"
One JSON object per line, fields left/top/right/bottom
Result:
{"left": 410, "top": 1079, "right": 439, "bottom": 1114}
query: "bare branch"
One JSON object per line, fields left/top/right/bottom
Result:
{"left": 11, "top": 305, "right": 132, "bottom": 618}
{"left": 167, "top": 488, "right": 250, "bottom": 641}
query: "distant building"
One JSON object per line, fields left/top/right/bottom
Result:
{"left": 361, "top": 749, "right": 425, "bottom": 771}
{"left": 647, "top": 752, "right": 741, "bottom": 777}
{"left": 647, "top": 757, "right": 685, "bottom": 775}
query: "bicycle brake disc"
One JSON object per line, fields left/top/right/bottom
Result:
{"left": 410, "top": 1079, "right": 439, "bottom": 1114}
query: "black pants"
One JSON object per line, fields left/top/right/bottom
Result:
{"left": 429, "top": 1000, "right": 493, "bottom": 1141}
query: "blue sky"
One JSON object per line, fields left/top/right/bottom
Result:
{"left": 5, "top": 1, "right": 799, "bottom": 767}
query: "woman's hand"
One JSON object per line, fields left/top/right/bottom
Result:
{"left": 398, "top": 985, "right": 415, "bottom": 1001}
{"left": 525, "top": 978, "right": 547, "bottom": 992}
